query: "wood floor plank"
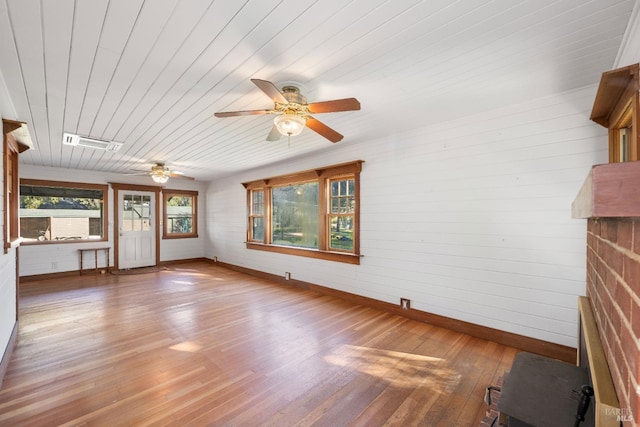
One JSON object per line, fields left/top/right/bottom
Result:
{"left": 0, "top": 261, "right": 519, "bottom": 426}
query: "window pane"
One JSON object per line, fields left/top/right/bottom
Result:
{"left": 20, "top": 184, "right": 105, "bottom": 241}
{"left": 272, "top": 182, "right": 318, "bottom": 249}
{"left": 252, "top": 190, "right": 264, "bottom": 215}
{"left": 330, "top": 215, "right": 354, "bottom": 251}
{"left": 331, "top": 180, "right": 339, "bottom": 197}
{"left": 340, "top": 198, "right": 348, "bottom": 213}
{"left": 252, "top": 217, "right": 264, "bottom": 241}
{"left": 347, "top": 196, "right": 355, "bottom": 213}
{"left": 166, "top": 195, "right": 193, "bottom": 234}
{"left": 330, "top": 178, "right": 355, "bottom": 215}
{"left": 142, "top": 195, "right": 151, "bottom": 231}
{"left": 331, "top": 198, "right": 340, "bottom": 214}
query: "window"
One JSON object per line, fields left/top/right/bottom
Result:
{"left": 272, "top": 181, "right": 318, "bottom": 248}
{"left": 590, "top": 63, "right": 639, "bottom": 163}
{"left": 249, "top": 189, "right": 264, "bottom": 242}
{"left": 19, "top": 179, "right": 108, "bottom": 244}
{"left": 3, "top": 119, "right": 32, "bottom": 252}
{"left": 123, "top": 194, "right": 152, "bottom": 232}
{"left": 620, "top": 127, "right": 631, "bottom": 162}
{"left": 5, "top": 135, "right": 19, "bottom": 249}
{"left": 328, "top": 177, "right": 356, "bottom": 252}
{"left": 163, "top": 190, "right": 198, "bottom": 238}
{"left": 243, "top": 160, "right": 363, "bottom": 264}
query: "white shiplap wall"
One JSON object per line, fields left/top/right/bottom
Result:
{"left": 19, "top": 165, "right": 206, "bottom": 277}
{"left": 0, "top": 68, "right": 17, "bottom": 367}
{"left": 205, "top": 85, "right": 607, "bottom": 347}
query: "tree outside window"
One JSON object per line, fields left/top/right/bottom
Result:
{"left": 163, "top": 190, "right": 198, "bottom": 238}
{"left": 243, "top": 161, "right": 362, "bottom": 264}
{"left": 328, "top": 178, "right": 355, "bottom": 252}
{"left": 272, "top": 182, "right": 318, "bottom": 249}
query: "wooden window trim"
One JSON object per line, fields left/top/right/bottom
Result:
{"left": 4, "top": 135, "right": 19, "bottom": 252}
{"left": 3, "top": 119, "right": 32, "bottom": 253}
{"left": 248, "top": 189, "right": 265, "bottom": 243}
{"left": 242, "top": 160, "right": 363, "bottom": 264}
{"left": 162, "top": 189, "right": 198, "bottom": 239}
{"left": 19, "top": 179, "right": 109, "bottom": 245}
{"left": 590, "top": 63, "right": 640, "bottom": 163}
{"left": 326, "top": 176, "right": 359, "bottom": 254}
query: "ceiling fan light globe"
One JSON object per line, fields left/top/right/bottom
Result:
{"left": 152, "top": 174, "right": 169, "bottom": 184}
{"left": 274, "top": 114, "right": 306, "bottom": 137}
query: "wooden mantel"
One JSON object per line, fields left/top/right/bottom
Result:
{"left": 572, "top": 161, "right": 640, "bottom": 218}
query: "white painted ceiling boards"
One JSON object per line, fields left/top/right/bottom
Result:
{"left": 0, "top": 0, "right": 636, "bottom": 181}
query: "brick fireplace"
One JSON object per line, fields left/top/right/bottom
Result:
{"left": 586, "top": 217, "right": 640, "bottom": 424}
{"left": 574, "top": 161, "right": 640, "bottom": 425}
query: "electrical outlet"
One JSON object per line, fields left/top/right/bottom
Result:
{"left": 51, "top": 262, "right": 57, "bottom": 270}
{"left": 400, "top": 298, "right": 410, "bottom": 310}
{"left": 285, "top": 272, "right": 291, "bottom": 280}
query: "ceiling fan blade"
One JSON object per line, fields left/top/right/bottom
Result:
{"left": 308, "top": 98, "right": 361, "bottom": 114}
{"left": 251, "top": 79, "right": 288, "bottom": 104}
{"left": 306, "top": 118, "right": 344, "bottom": 143}
{"left": 168, "top": 172, "right": 195, "bottom": 180}
{"left": 214, "top": 109, "right": 270, "bottom": 118}
{"left": 266, "top": 125, "right": 282, "bottom": 141}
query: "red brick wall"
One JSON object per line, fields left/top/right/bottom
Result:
{"left": 587, "top": 217, "right": 640, "bottom": 425}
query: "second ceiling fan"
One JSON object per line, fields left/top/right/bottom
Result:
{"left": 214, "top": 79, "right": 360, "bottom": 143}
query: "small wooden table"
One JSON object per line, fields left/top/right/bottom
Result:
{"left": 79, "top": 247, "right": 110, "bottom": 275}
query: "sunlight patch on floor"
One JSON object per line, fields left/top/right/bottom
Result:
{"left": 171, "top": 280, "right": 196, "bottom": 285}
{"left": 324, "top": 344, "right": 461, "bottom": 391}
{"left": 169, "top": 341, "right": 203, "bottom": 353}
{"left": 169, "top": 268, "right": 212, "bottom": 277}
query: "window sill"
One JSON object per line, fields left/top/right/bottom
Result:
{"left": 246, "top": 242, "right": 361, "bottom": 265}
{"left": 4, "top": 237, "right": 23, "bottom": 252}
{"left": 20, "top": 238, "right": 108, "bottom": 246}
{"left": 163, "top": 234, "right": 198, "bottom": 240}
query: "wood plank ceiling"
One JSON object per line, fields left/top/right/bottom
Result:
{"left": 0, "top": 0, "right": 635, "bottom": 181}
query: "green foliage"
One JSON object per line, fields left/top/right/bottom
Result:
{"left": 21, "top": 196, "right": 44, "bottom": 209}
{"left": 20, "top": 196, "right": 100, "bottom": 210}
{"left": 167, "top": 196, "right": 192, "bottom": 207}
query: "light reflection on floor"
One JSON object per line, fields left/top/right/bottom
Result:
{"left": 169, "top": 341, "right": 203, "bottom": 353}
{"left": 325, "top": 344, "right": 461, "bottom": 391}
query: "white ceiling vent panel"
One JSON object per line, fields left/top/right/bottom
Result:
{"left": 62, "top": 133, "right": 122, "bottom": 152}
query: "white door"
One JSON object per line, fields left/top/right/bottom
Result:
{"left": 118, "top": 191, "right": 155, "bottom": 269}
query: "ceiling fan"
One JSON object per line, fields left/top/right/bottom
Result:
{"left": 128, "top": 162, "right": 195, "bottom": 184}
{"left": 214, "top": 79, "right": 360, "bottom": 143}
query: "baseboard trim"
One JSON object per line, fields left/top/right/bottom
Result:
{"left": 0, "top": 321, "right": 18, "bottom": 389}
{"left": 158, "top": 257, "right": 209, "bottom": 267}
{"left": 20, "top": 269, "right": 80, "bottom": 282}
{"left": 20, "top": 258, "right": 210, "bottom": 282}
{"left": 212, "top": 259, "right": 576, "bottom": 363}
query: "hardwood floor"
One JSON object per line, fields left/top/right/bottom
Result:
{"left": 0, "top": 261, "right": 517, "bottom": 426}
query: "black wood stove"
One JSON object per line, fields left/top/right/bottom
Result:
{"left": 497, "top": 352, "right": 595, "bottom": 427}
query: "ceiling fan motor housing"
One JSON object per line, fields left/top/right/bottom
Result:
{"left": 281, "top": 86, "right": 307, "bottom": 104}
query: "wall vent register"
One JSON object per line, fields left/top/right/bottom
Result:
{"left": 63, "top": 132, "right": 123, "bottom": 152}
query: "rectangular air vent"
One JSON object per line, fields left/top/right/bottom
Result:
{"left": 63, "top": 132, "right": 122, "bottom": 152}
